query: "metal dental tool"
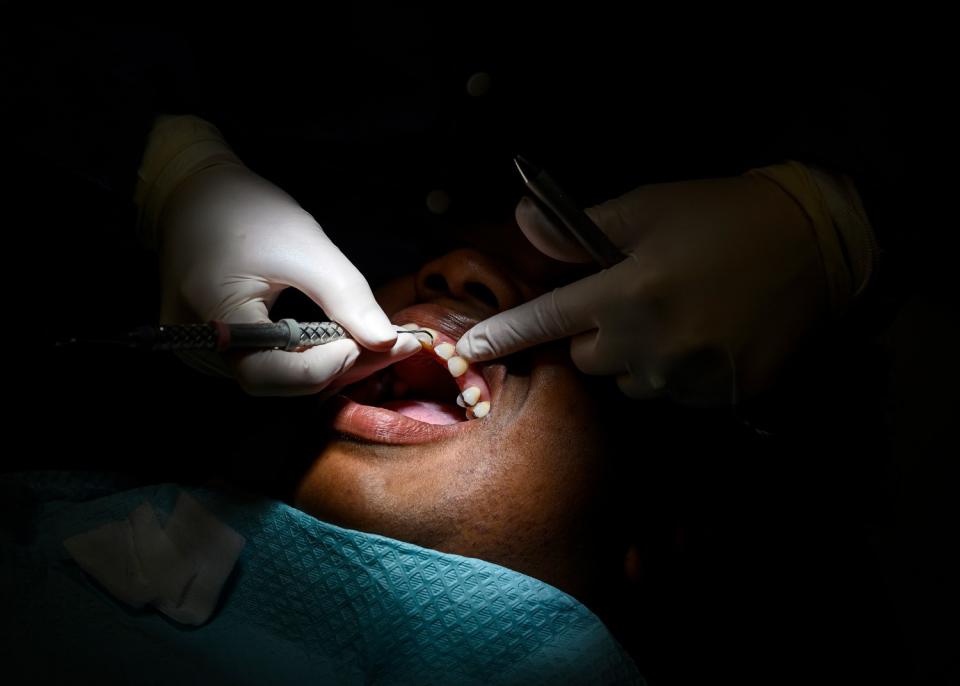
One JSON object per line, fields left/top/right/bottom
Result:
{"left": 59, "top": 320, "right": 434, "bottom": 352}
{"left": 514, "top": 155, "right": 625, "bottom": 269}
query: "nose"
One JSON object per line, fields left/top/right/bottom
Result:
{"left": 415, "top": 248, "right": 523, "bottom": 314}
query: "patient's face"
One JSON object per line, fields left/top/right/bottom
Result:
{"left": 294, "top": 244, "right": 613, "bottom": 596}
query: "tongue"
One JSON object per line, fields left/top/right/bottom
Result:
{"left": 380, "top": 399, "right": 464, "bottom": 425}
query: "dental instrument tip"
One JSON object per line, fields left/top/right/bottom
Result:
{"left": 398, "top": 329, "right": 435, "bottom": 341}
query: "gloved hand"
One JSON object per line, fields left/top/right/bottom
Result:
{"left": 136, "top": 115, "right": 419, "bottom": 395}
{"left": 456, "top": 164, "right": 875, "bottom": 404}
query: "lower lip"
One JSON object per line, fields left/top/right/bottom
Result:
{"left": 329, "top": 365, "right": 506, "bottom": 445}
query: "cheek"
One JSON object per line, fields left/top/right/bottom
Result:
{"left": 509, "top": 364, "right": 606, "bottom": 497}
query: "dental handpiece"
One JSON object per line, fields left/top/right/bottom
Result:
{"left": 65, "top": 320, "right": 433, "bottom": 352}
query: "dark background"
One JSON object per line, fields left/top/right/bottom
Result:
{"left": 2, "top": 9, "right": 955, "bottom": 685}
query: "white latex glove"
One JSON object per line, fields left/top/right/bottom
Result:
{"left": 138, "top": 116, "right": 419, "bottom": 395}
{"left": 457, "top": 165, "right": 875, "bottom": 404}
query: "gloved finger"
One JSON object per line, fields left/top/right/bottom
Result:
{"left": 281, "top": 233, "right": 397, "bottom": 351}
{"left": 456, "top": 261, "right": 625, "bottom": 361}
{"left": 316, "top": 329, "right": 423, "bottom": 401}
{"left": 515, "top": 196, "right": 592, "bottom": 263}
{"left": 455, "top": 292, "right": 575, "bottom": 361}
{"left": 568, "top": 330, "right": 627, "bottom": 376}
{"left": 228, "top": 338, "right": 361, "bottom": 396}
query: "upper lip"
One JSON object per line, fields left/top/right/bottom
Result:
{"left": 387, "top": 301, "right": 482, "bottom": 341}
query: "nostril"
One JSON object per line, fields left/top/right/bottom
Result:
{"left": 416, "top": 249, "right": 522, "bottom": 311}
{"left": 464, "top": 281, "right": 499, "bottom": 309}
{"left": 423, "top": 273, "right": 449, "bottom": 294}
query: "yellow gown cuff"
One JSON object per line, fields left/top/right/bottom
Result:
{"left": 747, "top": 160, "right": 878, "bottom": 319}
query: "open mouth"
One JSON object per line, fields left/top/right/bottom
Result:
{"left": 329, "top": 303, "right": 503, "bottom": 445}
{"left": 342, "top": 348, "right": 466, "bottom": 425}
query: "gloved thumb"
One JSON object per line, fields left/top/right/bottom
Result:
{"left": 516, "top": 187, "right": 647, "bottom": 265}
{"left": 583, "top": 185, "right": 653, "bottom": 249}
{"left": 515, "top": 196, "right": 592, "bottom": 263}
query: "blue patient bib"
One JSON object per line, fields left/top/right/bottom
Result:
{"left": 0, "top": 472, "right": 643, "bottom": 685}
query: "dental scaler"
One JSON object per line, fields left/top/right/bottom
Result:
{"left": 62, "top": 320, "right": 433, "bottom": 352}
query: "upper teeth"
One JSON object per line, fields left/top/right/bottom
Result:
{"left": 434, "top": 342, "right": 455, "bottom": 359}
{"left": 460, "top": 386, "right": 481, "bottom": 406}
{"left": 471, "top": 401, "right": 491, "bottom": 419}
{"left": 447, "top": 356, "right": 468, "bottom": 378}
